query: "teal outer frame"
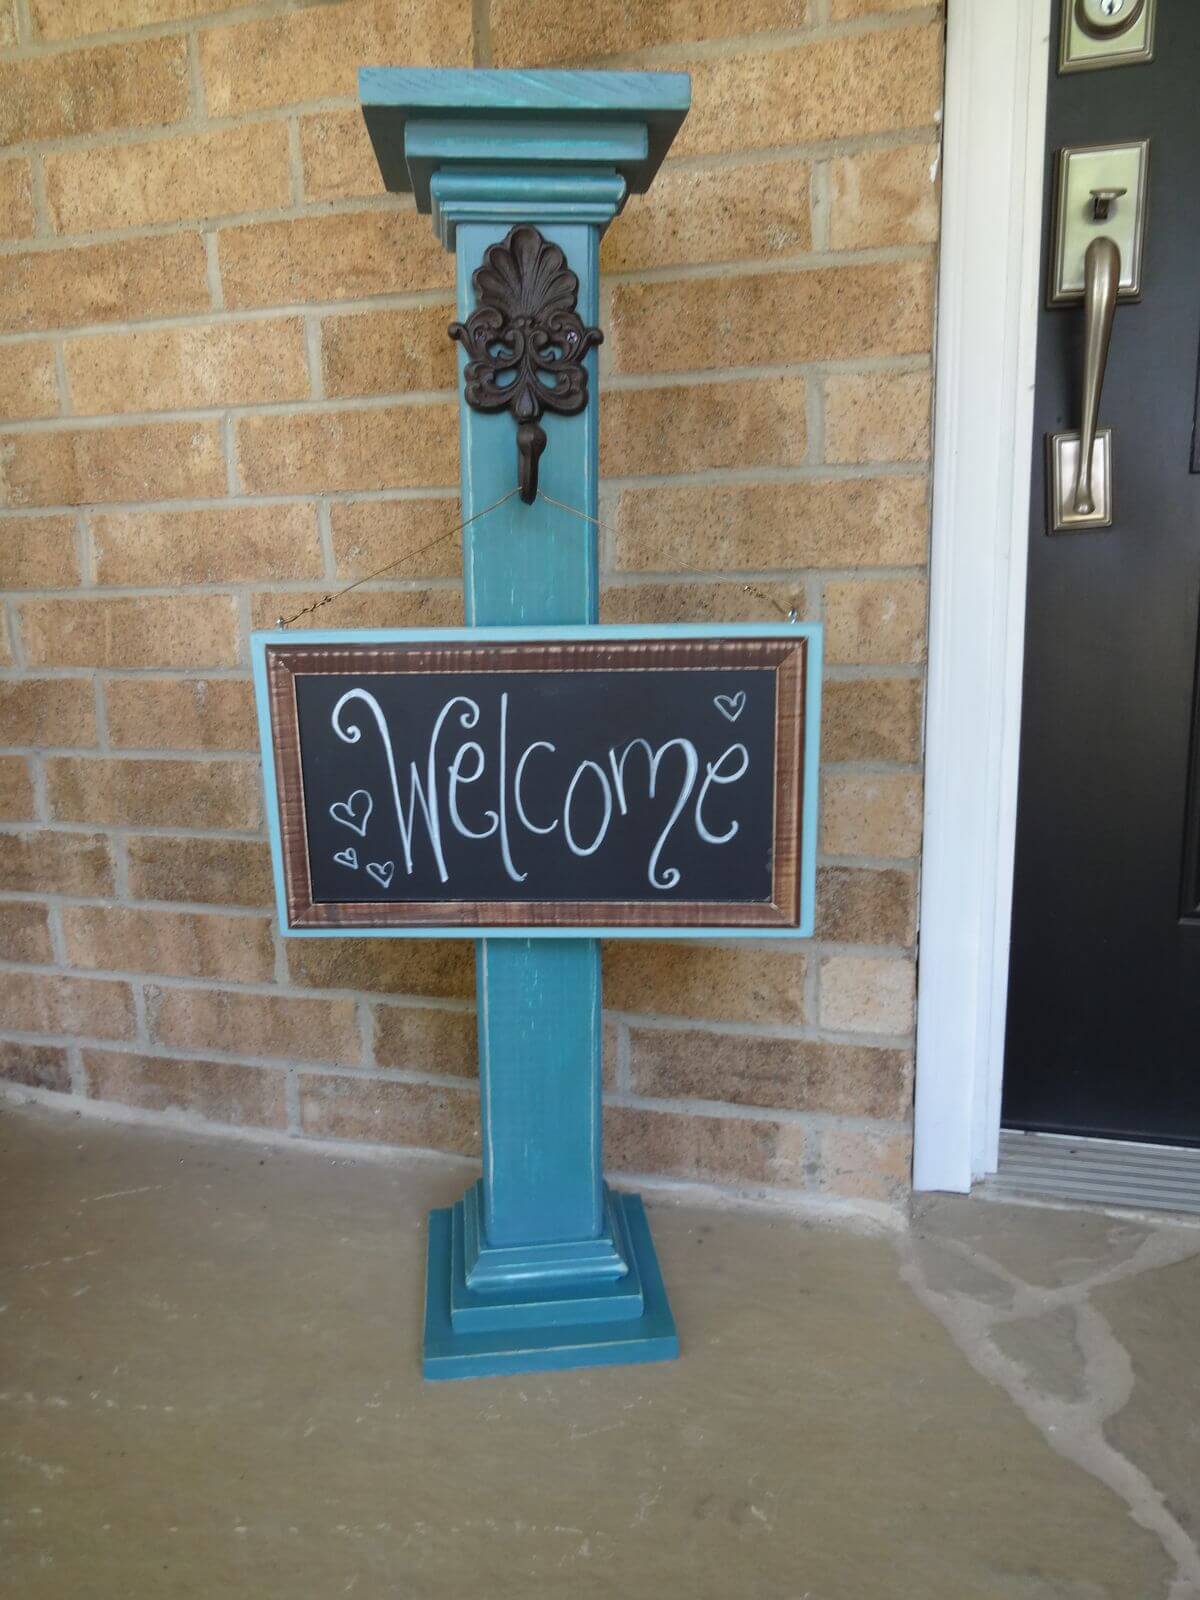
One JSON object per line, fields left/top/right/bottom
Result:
{"left": 250, "top": 622, "right": 822, "bottom": 941}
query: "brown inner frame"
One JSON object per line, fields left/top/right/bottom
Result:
{"left": 266, "top": 636, "right": 807, "bottom": 931}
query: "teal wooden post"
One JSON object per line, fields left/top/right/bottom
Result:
{"left": 361, "top": 68, "right": 691, "bottom": 1378}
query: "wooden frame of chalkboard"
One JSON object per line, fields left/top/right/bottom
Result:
{"left": 252, "top": 623, "right": 822, "bottom": 938}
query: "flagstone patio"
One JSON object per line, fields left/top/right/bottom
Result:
{"left": 1, "top": 1098, "right": 1196, "bottom": 1599}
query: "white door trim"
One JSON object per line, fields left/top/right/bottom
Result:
{"left": 913, "top": 0, "right": 1054, "bottom": 1191}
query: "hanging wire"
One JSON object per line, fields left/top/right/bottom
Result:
{"left": 275, "top": 482, "right": 799, "bottom": 628}
{"left": 273, "top": 486, "right": 521, "bottom": 628}
{"left": 535, "top": 490, "right": 799, "bottom": 624}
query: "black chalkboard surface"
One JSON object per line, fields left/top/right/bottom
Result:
{"left": 256, "top": 629, "right": 818, "bottom": 935}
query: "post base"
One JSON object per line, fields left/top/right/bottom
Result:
{"left": 462, "top": 1179, "right": 630, "bottom": 1292}
{"left": 423, "top": 1191, "right": 679, "bottom": 1380}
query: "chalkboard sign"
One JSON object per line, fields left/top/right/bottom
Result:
{"left": 252, "top": 625, "right": 821, "bottom": 937}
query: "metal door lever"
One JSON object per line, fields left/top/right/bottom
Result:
{"left": 1072, "top": 234, "right": 1120, "bottom": 515}
{"left": 1049, "top": 233, "right": 1122, "bottom": 531}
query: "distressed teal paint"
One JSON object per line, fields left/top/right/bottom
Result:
{"left": 427, "top": 169, "right": 629, "bottom": 249}
{"left": 451, "top": 211, "right": 604, "bottom": 623}
{"left": 476, "top": 936, "right": 604, "bottom": 1247}
{"left": 376, "top": 71, "right": 689, "bottom": 1379}
{"left": 359, "top": 67, "right": 690, "bottom": 214}
{"left": 251, "top": 622, "right": 822, "bottom": 941}
{"left": 423, "top": 1195, "right": 679, "bottom": 1379}
{"left": 437, "top": 98, "right": 620, "bottom": 1356}
{"left": 273, "top": 70, "right": 701, "bottom": 1379}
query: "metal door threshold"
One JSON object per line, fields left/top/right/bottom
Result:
{"left": 988, "top": 1129, "right": 1200, "bottom": 1215}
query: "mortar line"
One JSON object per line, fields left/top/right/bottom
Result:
{"left": 607, "top": 1090, "right": 909, "bottom": 1133}
{"left": 611, "top": 1019, "right": 631, "bottom": 1093}
{"left": 365, "top": 994, "right": 475, "bottom": 1016}
{"left": 184, "top": 29, "right": 205, "bottom": 121}
{"left": 1, "top": 103, "right": 940, "bottom": 172}
{"left": 0, "top": 817, "right": 265, "bottom": 839}
{"left": 0, "top": 374, "right": 933, "bottom": 433}
{"left": 595, "top": 1007, "right": 913, "bottom": 1050}
{"left": 0, "top": 388, "right": 456, "bottom": 430}
{"left": 70, "top": 509, "right": 90, "bottom": 583}
{"left": 0, "top": 488, "right": 461, "bottom": 517}
{"left": 819, "top": 851, "right": 921, "bottom": 871}
{"left": 0, "top": 664, "right": 249, "bottom": 681}
{"left": 0, "top": 888, "right": 272, "bottom": 917}
{"left": 91, "top": 673, "right": 109, "bottom": 747}
{"left": 271, "top": 924, "right": 289, "bottom": 985}
{"left": 0, "top": 288, "right": 457, "bottom": 343}
{"left": 809, "top": 156, "right": 831, "bottom": 254}
{"left": 806, "top": 366, "right": 826, "bottom": 466}
{"left": 130, "top": 979, "right": 150, "bottom": 1046}
{"left": 221, "top": 413, "right": 239, "bottom": 494}
{"left": 470, "top": 0, "right": 492, "bottom": 67}
{"left": 903, "top": 1221, "right": 1200, "bottom": 1593}
{"left": 35, "top": 232, "right": 927, "bottom": 282}
{"left": 109, "top": 832, "right": 130, "bottom": 898}
{"left": 0, "top": 192, "right": 422, "bottom": 253}
{"left": 64, "top": 1040, "right": 86, "bottom": 1094}
{"left": 50, "top": 336, "right": 72, "bottom": 414}
{"left": 503, "top": 9, "right": 942, "bottom": 73}
{"left": 25, "top": 153, "right": 51, "bottom": 238}
{"left": 6, "top": 600, "right": 28, "bottom": 669}
{"left": 11, "top": 0, "right": 31, "bottom": 47}
{"left": 356, "top": 996, "right": 374, "bottom": 1070}
{"left": 653, "top": 125, "right": 941, "bottom": 178}
{"left": 284, "top": 115, "right": 304, "bottom": 207}
{"left": 0, "top": 745, "right": 261, "bottom": 762}
{"left": 27, "top": 750, "right": 47, "bottom": 823}
{"left": 303, "top": 313, "right": 324, "bottom": 400}
{"left": 44, "top": 896, "right": 67, "bottom": 964}
{"left": 283, "top": 1065, "right": 301, "bottom": 1134}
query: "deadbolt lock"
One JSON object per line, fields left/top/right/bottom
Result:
{"left": 1060, "top": 0, "right": 1155, "bottom": 72}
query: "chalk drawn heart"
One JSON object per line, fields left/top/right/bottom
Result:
{"left": 366, "top": 860, "right": 395, "bottom": 890}
{"left": 330, "top": 789, "right": 373, "bottom": 837}
{"left": 713, "top": 691, "right": 746, "bottom": 723}
{"left": 333, "top": 846, "right": 358, "bottom": 870}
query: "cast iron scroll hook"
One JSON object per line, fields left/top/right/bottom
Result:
{"left": 448, "top": 224, "right": 603, "bottom": 507}
{"left": 515, "top": 422, "right": 547, "bottom": 505}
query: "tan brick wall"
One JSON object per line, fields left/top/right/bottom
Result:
{"left": 0, "top": 0, "right": 941, "bottom": 1204}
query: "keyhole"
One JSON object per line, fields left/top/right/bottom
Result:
{"left": 1077, "top": 0, "right": 1144, "bottom": 37}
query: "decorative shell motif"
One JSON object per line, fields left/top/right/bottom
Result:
{"left": 448, "top": 224, "right": 604, "bottom": 426}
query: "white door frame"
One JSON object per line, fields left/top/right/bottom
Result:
{"left": 913, "top": 0, "right": 1054, "bottom": 1191}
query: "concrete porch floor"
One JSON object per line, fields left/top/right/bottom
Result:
{"left": 1, "top": 1101, "right": 1198, "bottom": 1600}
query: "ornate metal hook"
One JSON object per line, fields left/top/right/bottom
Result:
{"left": 448, "top": 224, "right": 603, "bottom": 505}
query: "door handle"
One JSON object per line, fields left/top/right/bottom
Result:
{"left": 1047, "top": 139, "right": 1149, "bottom": 532}
{"left": 1048, "top": 233, "right": 1122, "bottom": 531}
{"left": 1072, "top": 234, "right": 1120, "bottom": 515}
